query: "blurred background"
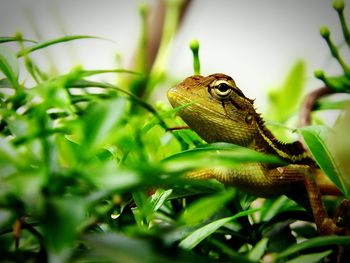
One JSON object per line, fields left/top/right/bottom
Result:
{"left": 1, "top": 0, "right": 349, "bottom": 109}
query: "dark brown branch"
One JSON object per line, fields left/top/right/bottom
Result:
{"left": 298, "top": 86, "right": 334, "bottom": 127}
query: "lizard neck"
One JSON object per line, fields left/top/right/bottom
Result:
{"left": 253, "top": 114, "right": 314, "bottom": 164}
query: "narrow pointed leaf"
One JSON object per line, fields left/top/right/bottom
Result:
{"left": 0, "top": 45, "right": 19, "bottom": 88}
{"left": 179, "top": 208, "right": 261, "bottom": 250}
{"left": 179, "top": 189, "right": 235, "bottom": 225}
{"left": 285, "top": 250, "right": 332, "bottom": 263}
{"left": 0, "top": 36, "right": 37, "bottom": 43}
{"left": 299, "top": 125, "right": 347, "bottom": 196}
{"left": 16, "top": 35, "right": 112, "bottom": 57}
{"left": 163, "top": 142, "right": 284, "bottom": 172}
{"left": 276, "top": 236, "right": 350, "bottom": 259}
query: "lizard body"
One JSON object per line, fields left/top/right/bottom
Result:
{"left": 167, "top": 73, "right": 339, "bottom": 235}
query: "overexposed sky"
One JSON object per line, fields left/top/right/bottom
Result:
{"left": 1, "top": 0, "right": 349, "bottom": 109}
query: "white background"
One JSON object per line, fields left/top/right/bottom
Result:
{"left": 1, "top": 0, "right": 349, "bottom": 110}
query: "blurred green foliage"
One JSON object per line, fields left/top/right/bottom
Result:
{"left": 0, "top": 1, "right": 350, "bottom": 262}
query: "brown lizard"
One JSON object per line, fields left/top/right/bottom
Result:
{"left": 167, "top": 73, "right": 342, "bottom": 236}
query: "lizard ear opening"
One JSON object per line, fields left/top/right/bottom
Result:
{"left": 245, "top": 114, "right": 254, "bottom": 124}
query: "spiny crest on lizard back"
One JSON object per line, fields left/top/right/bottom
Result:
{"left": 254, "top": 113, "right": 314, "bottom": 165}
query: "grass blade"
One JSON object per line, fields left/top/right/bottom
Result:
{"left": 16, "top": 35, "right": 112, "bottom": 57}
{"left": 276, "top": 236, "right": 350, "bottom": 259}
{"left": 179, "top": 189, "right": 235, "bottom": 225}
{"left": 0, "top": 36, "right": 37, "bottom": 44}
{"left": 285, "top": 250, "right": 332, "bottom": 263}
{"left": 299, "top": 125, "right": 347, "bottom": 196}
{"left": 179, "top": 208, "right": 261, "bottom": 250}
{"left": 0, "top": 45, "right": 19, "bottom": 88}
{"left": 162, "top": 142, "right": 285, "bottom": 172}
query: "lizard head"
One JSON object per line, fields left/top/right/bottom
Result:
{"left": 168, "top": 73, "right": 259, "bottom": 147}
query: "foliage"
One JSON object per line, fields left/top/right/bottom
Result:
{"left": 0, "top": 1, "right": 349, "bottom": 262}
{"left": 314, "top": 0, "right": 350, "bottom": 93}
{"left": 267, "top": 60, "right": 306, "bottom": 124}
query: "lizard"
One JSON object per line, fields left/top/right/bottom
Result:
{"left": 167, "top": 73, "right": 343, "bottom": 236}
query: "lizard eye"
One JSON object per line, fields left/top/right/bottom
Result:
{"left": 214, "top": 82, "right": 232, "bottom": 98}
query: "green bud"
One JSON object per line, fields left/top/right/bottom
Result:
{"left": 320, "top": 27, "right": 330, "bottom": 38}
{"left": 15, "top": 32, "right": 23, "bottom": 40}
{"left": 333, "top": 0, "right": 345, "bottom": 11}
{"left": 190, "top": 39, "right": 200, "bottom": 75}
{"left": 314, "top": 70, "right": 325, "bottom": 79}
{"left": 190, "top": 39, "right": 200, "bottom": 53}
{"left": 139, "top": 3, "right": 148, "bottom": 17}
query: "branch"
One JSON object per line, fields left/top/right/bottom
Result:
{"left": 298, "top": 86, "right": 334, "bottom": 127}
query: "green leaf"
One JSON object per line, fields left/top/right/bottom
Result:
{"left": 83, "top": 97, "right": 127, "bottom": 152}
{"left": 315, "top": 98, "right": 350, "bottom": 110}
{"left": 210, "top": 239, "right": 255, "bottom": 263}
{"left": 16, "top": 35, "right": 112, "bottom": 57}
{"left": 260, "top": 196, "right": 294, "bottom": 221}
{"left": 179, "top": 208, "right": 261, "bottom": 250}
{"left": 82, "top": 232, "right": 207, "bottom": 263}
{"left": 179, "top": 189, "right": 235, "bottom": 225}
{"left": 135, "top": 189, "right": 174, "bottom": 225}
{"left": 327, "top": 105, "right": 350, "bottom": 198}
{"left": 267, "top": 60, "right": 306, "bottom": 122}
{"left": 163, "top": 142, "right": 284, "bottom": 172}
{"left": 32, "top": 78, "right": 73, "bottom": 113}
{"left": 285, "top": 250, "right": 332, "bottom": 263}
{"left": 0, "top": 45, "right": 19, "bottom": 88}
{"left": 43, "top": 197, "right": 86, "bottom": 260}
{"left": 299, "top": 125, "right": 348, "bottom": 196}
{"left": 79, "top": 68, "right": 141, "bottom": 78}
{"left": 0, "top": 136, "right": 21, "bottom": 167}
{"left": 150, "top": 189, "right": 173, "bottom": 212}
{"left": 92, "top": 164, "right": 143, "bottom": 192}
{"left": 83, "top": 233, "right": 155, "bottom": 263}
{"left": 247, "top": 237, "right": 269, "bottom": 261}
{"left": 276, "top": 235, "right": 350, "bottom": 259}
{"left": 68, "top": 78, "right": 167, "bottom": 129}
{"left": 0, "top": 36, "right": 37, "bottom": 44}
{"left": 0, "top": 78, "right": 11, "bottom": 88}
{"left": 132, "top": 190, "right": 149, "bottom": 226}
{"left": 141, "top": 102, "right": 193, "bottom": 134}
{"left": 0, "top": 208, "right": 15, "bottom": 229}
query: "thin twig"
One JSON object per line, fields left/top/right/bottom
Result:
{"left": 13, "top": 218, "right": 22, "bottom": 249}
{"left": 166, "top": 125, "right": 189, "bottom": 131}
{"left": 298, "top": 86, "right": 334, "bottom": 127}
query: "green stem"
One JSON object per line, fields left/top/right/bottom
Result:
{"left": 333, "top": 0, "right": 350, "bottom": 47}
{"left": 145, "top": 0, "right": 184, "bottom": 99}
{"left": 17, "top": 35, "right": 48, "bottom": 83}
{"left": 321, "top": 27, "right": 350, "bottom": 74}
{"left": 338, "top": 8, "right": 350, "bottom": 46}
{"left": 138, "top": 3, "right": 149, "bottom": 74}
{"left": 190, "top": 39, "right": 200, "bottom": 75}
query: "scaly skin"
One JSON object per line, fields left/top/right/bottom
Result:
{"left": 167, "top": 73, "right": 340, "bottom": 235}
